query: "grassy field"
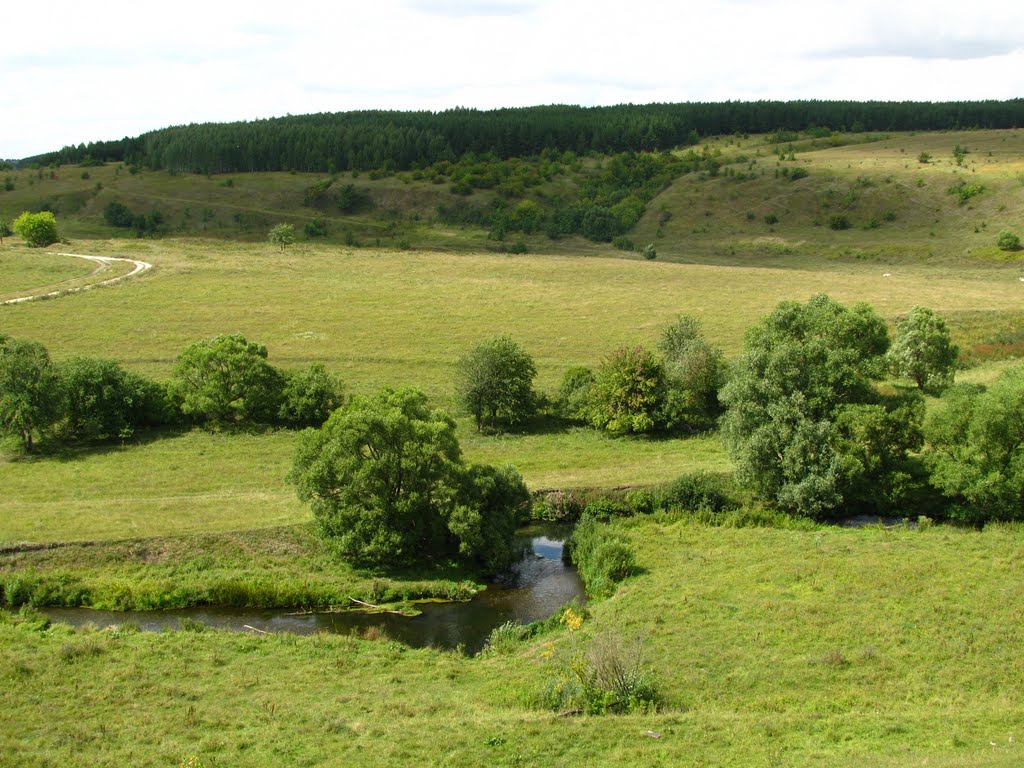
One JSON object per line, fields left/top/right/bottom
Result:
{"left": 1, "top": 236, "right": 1021, "bottom": 544}
{"left": 2, "top": 519, "right": 1022, "bottom": 767}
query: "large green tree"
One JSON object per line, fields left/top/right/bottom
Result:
{"left": 169, "top": 334, "right": 284, "bottom": 425}
{"left": 925, "top": 370, "right": 1024, "bottom": 522}
{"left": 289, "top": 387, "right": 528, "bottom": 569}
{"left": 0, "top": 338, "right": 64, "bottom": 451}
{"left": 720, "top": 294, "right": 922, "bottom": 518}
{"left": 455, "top": 335, "right": 537, "bottom": 432}
{"left": 887, "top": 306, "right": 958, "bottom": 392}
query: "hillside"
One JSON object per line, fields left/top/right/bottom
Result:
{"left": 2, "top": 129, "right": 1022, "bottom": 268}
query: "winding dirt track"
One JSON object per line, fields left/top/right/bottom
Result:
{"left": 0, "top": 252, "right": 153, "bottom": 305}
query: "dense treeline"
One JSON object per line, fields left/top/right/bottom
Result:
{"left": 24, "top": 100, "right": 1024, "bottom": 172}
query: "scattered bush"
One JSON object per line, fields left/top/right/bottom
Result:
{"left": 641, "top": 243, "right": 657, "bottom": 260}
{"left": 828, "top": 214, "right": 850, "bottom": 230}
{"left": 764, "top": 213, "right": 779, "bottom": 225}
{"left": 996, "top": 230, "right": 1020, "bottom": 251}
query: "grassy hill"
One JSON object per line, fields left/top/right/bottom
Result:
{"left": 3, "top": 129, "right": 1023, "bottom": 264}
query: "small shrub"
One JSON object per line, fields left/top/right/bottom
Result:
{"left": 641, "top": 243, "right": 657, "bottom": 260}
{"left": 533, "top": 490, "right": 584, "bottom": 522}
{"left": 625, "top": 489, "right": 655, "bottom": 515}
{"left": 764, "top": 213, "right": 779, "bottom": 225}
{"left": 611, "top": 235, "right": 634, "bottom": 251}
{"left": 828, "top": 214, "right": 851, "bottom": 231}
{"left": 996, "top": 230, "right": 1020, "bottom": 251}
{"left": 539, "top": 633, "right": 660, "bottom": 714}
{"left": 481, "top": 620, "right": 527, "bottom": 656}
{"left": 788, "top": 167, "right": 808, "bottom": 181}
{"left": 582, "top": 497, "right": 631, "bottom": 521}
{"left": 918, "top": 151, "right": 931, "bottom": 164}
{"left": 656, "top": 471, "right": 736, "bottom": 514}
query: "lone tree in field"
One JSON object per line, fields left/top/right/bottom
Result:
{"left": 169, "top": 334, "right": 284, "bottom": 426}
{"left": 887, "top": 306, "right": 958, "bottom": 392}
{"left": 289, "top": 386, "right": 529, "bottom": 570}
{"left": 268, "top": 223, "right": 296, "bottom": 250}
{"left": 0, "top": 337, "right": 64, "bottom": 451}
{"left": 12, "top": 211, "right": 59, "bottom": 247}
{"left": 720, "top": 294, "right": 924, "bottom": 518}
{"left": 456, "top": 336, "right": 537, "bottom": 431}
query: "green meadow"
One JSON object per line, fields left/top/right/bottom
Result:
{"left": 3, "top": 128, "right": 1024, "bottom": 766}
{"left": 2, "top": 521, "right": 1022, "bottom": 767}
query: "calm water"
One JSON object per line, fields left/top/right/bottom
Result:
{"left": 43, "top": 527, "right": 584, "bottom": 655}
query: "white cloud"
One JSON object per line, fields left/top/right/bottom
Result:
{"left": 2, "top": 0, "right": 1022, "bottom": 159}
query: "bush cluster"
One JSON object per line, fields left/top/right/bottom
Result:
{"left": 0, "top": 334, "right": 344, "bottom": 451}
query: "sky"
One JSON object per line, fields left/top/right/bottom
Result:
{"left": 3, "top": 0, "right": 1023, "bottom": 159}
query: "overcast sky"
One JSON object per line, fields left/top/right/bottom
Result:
{"left": 4, "top": 0, "right": 1023, "bottom": 159}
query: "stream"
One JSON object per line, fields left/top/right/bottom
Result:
{"left": 42, "top": 526, "right": 584, "bottom": 655}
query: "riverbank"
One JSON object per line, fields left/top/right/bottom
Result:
{"left": 0, "top": 523, "right": 482, "bottom": 611}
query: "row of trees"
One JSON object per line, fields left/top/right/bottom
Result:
{"left": 25, "top": 100, "right": 1024, "bottom": 171}
{"left": 0, "top": 334, "right": 343, "bottom": 451}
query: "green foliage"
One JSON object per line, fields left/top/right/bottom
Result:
{"left": 918, "top": 151, "right": 931, "bottom": 163}
{"left": 947, "top": 179, "right": 985, "bottom": 204}
{"left": 720, "top": 294, "right": 921, "bottom": 518}
{"left": 828, "top": 214, "right": 850, "bottom": 230}
{"left": 0, "top": 338, "right": 64, "bottom": 451}
{"left": 656, "top": 471, "right": 737, "bottom": 514}
{"left": 58, "top": 357, "right": 168, "bottom": 442}
{"left": 556, "top": 367, "right": 595, "bottom": 423}
{"left": 289, "top": 387, "right": 527, "bottom": 569}
{"left": 996, "top": 230, "right": 1021, "bottom": 251}
{"left": 103, "top": 201, "right": 135, "bottom": 228}
{"left": 539, "top": 632, "right": 661, "bottom": 715}
{"left": 303, "top": 217, "right": 328, "bottom": 238}
{"left": 925, "top": 370, "right": 1024, "bottom": 522}
{"left": 568, "top": 516, "right": 637, "bottom": 597}
{"left": 277, "top": 363, "right": 344, "bottom": 428}
{"left": 588, "top": 346, "right": 664, "bottom": 435}
{"left": 455, "top": 336, "right": 537, "bottom": 432}
{"left": 887, "top": 306, "right": 959, "bottom": 391}
{"left": 0, "top": 222, "right": 12, "bottom": 242}
{"left": 168, "top": 334, "right": 284, "bottom": 426}
{"left": 641, "top": 243, "right": 657, "bottom": 260}
{"left": 657, "top": 315, "right": 727, "bottom": 432}
{"left": 451, "top": 463, "right": 531, "bottom": 571}
{"left": 268, "top": 223, "right": 295, "bottom": 249}
{"left": 12, "top": 211, "right": 59, "bottom": 247}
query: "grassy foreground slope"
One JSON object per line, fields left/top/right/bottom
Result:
{"left": 2, "top": 519, "right": 1022, "bottom": 767}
